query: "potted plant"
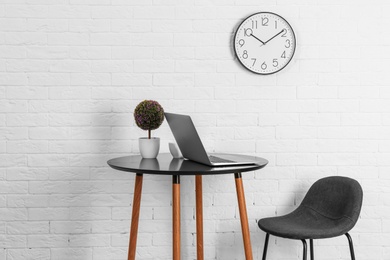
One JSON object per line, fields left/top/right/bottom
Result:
{"left": 134, "top": 100, "right": 164, "bottom": 159}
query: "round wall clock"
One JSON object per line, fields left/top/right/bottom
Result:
{"left": 234, "top": 12, "right": 296, "bottom": 75}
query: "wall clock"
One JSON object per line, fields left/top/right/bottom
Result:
{"left": 234, "top": 12, "right": 296, "bottom": 75}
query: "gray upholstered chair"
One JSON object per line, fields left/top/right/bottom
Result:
{"left": 258, "top": 176, "right": 363, "bottom": 260}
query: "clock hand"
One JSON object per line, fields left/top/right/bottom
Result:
{"left": 264, "top": 29, "right": 285, "bottom": 44}
{"left": 250, "top": 33, "right": 265, "bottom": 45}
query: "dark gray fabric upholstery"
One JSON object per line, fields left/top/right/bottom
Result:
{"left": 258, "top": 176, "right": 363, "bottom": 239}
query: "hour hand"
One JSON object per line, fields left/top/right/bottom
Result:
{"left": 246, "top": 29, "right": 265, "bottom": 45}
{"left": 251, "top": 34, "right": 265, "bottom": 45}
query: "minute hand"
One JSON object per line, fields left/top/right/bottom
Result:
{"left": 264, "top": 29, "right": 285, "bottom": 44}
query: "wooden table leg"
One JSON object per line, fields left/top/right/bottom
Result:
{"left": 173, "top": 175, "right": 181, "bottom": 260}
{"left": 195, "top": 175, "right": 204, "bottom": 260}
{"left": 234, "top": 172, "right": 253, "bottom": 260}
{"left": 128, "top": 173, "right": 143, "bottom": 260}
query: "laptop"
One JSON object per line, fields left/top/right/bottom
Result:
{"left": 165, "top": 112, "right": 255, "bottom": 167}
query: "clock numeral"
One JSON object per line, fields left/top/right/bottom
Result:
{"left": 281, "top": 29, "right": 287, "bottom": 37}
{"left": 242, "top": 50, "right": 248, "bottom": 59}
{"left": 275, "top": 21, "right": 277, "bottom": 29}
{"left": 285, "top": 39, "right": 291, "bottom": 48}
{"left": 252, "top": 20, "right": 258, "bottom": 29}
{"left": 239, "top": 39, "right": 245, "bottom": 47}
{"left": 245, "top": 28, "right": 253, "bottom": 36}
{"left": 281, "top": 51, "right": 286, "bottom": 58}
{"left": 273, "top": 59, "right": 278, "bottom": 67}
{"left": 251, "top": 58, "right": 257, "bottom": 66}
{"left": 261, "top": 62, "right": 267, "bottom": 70}
{"left": 261, "top": 17, "right": 269, "bottom": 26}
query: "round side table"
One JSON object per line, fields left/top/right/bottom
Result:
{"left": 107, "top": 153, "right": 268, "bottom": 260}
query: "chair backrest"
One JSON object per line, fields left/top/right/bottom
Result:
{"left": 301, "top": 176, "right": 363, "bottom": 224}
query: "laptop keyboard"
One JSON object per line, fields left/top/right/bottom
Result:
{"left": 208, "top": 155, "right": 235, "bottom": 163}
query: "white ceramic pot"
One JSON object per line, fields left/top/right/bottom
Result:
{"left": 139, "top": 137, "right": 160, "bottom": 159}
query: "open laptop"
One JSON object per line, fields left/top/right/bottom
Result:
{"left": 165, "top": 112, "right": 255, "bottom": 166}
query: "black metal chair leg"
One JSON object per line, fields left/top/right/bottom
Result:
{"left": 345, "top": 233, "right": 356, "bottom": 260}
{"left": 262, "top": 233, "right": 270, "bottom": 260}
{"left": 310, "top": 239, "right": 314, "bottom": 260}
{"left": 301, "top": 239, "right": 307, "bottom": 260}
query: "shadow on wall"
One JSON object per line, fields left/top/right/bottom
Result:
{"left": 230, "top": 17, "right": 246, "bottom": 71}
{"left": 55, "top": 102, "right": 132, "bottom": 258}
{"left": 68, "top": 104, "right": 176, "bottom": 259}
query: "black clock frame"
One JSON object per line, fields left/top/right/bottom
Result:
{"left": 233, "top": 11, "right": 296, "bottom": 75}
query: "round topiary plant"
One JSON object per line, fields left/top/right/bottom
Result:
{"left": 134, "top": 100, "right": 164, "bottom": 139}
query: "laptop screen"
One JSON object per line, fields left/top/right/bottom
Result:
{"left": 165, "top": 113, "right": 210, "bottom": 164}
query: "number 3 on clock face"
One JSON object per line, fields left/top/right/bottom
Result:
{"left": 234, "top": 12, "right": 296, "bottom": 75}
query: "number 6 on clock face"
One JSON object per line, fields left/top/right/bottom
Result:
{"left": 234, "top": 12, "right": 296, "bottom": 75}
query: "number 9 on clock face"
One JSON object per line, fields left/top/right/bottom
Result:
{"left": 234, "top": 12, "right": 296, "bottom": 75}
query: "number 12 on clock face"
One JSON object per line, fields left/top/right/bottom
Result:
{"left": 234, "top": 12, "right": 296, "bottom": 75}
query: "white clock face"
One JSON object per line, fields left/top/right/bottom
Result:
{"left": 234, "top": 12, "right": 296, "bottom": 75}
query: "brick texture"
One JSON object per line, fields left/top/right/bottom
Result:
{"left": 0, "top": 0, "right": 389, "bottom": 259}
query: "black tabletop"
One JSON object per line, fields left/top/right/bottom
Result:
{"left": 107, "top": 153, "right": 268, "bottom": 176}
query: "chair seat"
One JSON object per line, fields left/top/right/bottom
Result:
{"left": 258, "top": 205, "right": 355, "bottom": 240}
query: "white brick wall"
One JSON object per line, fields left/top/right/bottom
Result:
{"left": 0, "top": 0, "right": 389, "bottom": 259}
